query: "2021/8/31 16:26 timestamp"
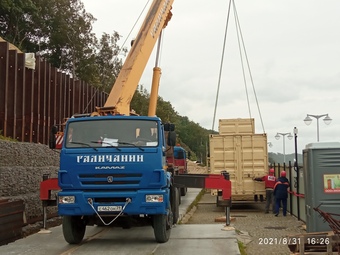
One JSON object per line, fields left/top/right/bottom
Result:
{"left": 258, "top": 237, "right": 331, "bottom": 245}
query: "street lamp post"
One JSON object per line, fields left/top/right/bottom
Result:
{"left": 303, "top": 114, "right": 332, "bottom": 142}
{"left": 275, "top": 132, "right": 293, "bottom": 164}
{"left": 293, "top": 127, "right": 301, "bottom": 220}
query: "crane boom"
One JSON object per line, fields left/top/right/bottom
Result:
{"left": 104, "top": 0, "right": 174, "bottom": 115}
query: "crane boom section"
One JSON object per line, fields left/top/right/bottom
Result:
{"left": 104, "top": 0, "right": 174, "bottom": 115}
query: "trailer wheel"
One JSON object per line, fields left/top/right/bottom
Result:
{"left": 178, "top": 187, "right": 182, "bottom": 205}
{"left": 153, "top": 206, "right": 172, "bottom": 243}
{"left": 180, "top": 187, "right": 187, "bottom": 196}
{"left": 171, "top": 187, "right": 179, "bottom": 224}
{"left": 62, "top": 216, "right": 86, "bottom": 244}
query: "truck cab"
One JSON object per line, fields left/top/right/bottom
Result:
{"left": 57, "top": 115, "right": 178, "bottom": 244}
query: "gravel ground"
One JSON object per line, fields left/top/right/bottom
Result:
{"left": 2, "top": 148, "right": 306, "bottom": 255}
{"left": 185, "top": 191, "right": 306, "bottom": 255}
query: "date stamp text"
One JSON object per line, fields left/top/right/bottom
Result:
{"left": 258, "top": 237, "right": 331, "bottom": 245}
{"left": 258, "top": 237, "right": 301, "bottom": 245}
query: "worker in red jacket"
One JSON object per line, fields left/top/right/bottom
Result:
{"left": 254, "top": 168, "right": 277, "bottom": 214}
{"left": 274, "top": 171, "right": 290, "bottom": 217}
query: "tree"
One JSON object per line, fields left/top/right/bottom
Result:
{"left": 130, "top": 88, "right": 211, "bottom": 162}
{"left": 32, "top": 0, "right": 97, "bottom": 78}
{"left": 0, "top": 0, "right": 125, "bottom": 92}
{"left": 0, "top": 0, "right": 211, "bottom": 159}
{"left": 0, "top": 0, "right": 38, "bottom": 48}
{"left": 93, "top": 32, "right": 127, "bottom": 92}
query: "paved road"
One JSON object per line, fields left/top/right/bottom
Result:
{"left": 0, "top": 188, "right": 241, "bottom": 255}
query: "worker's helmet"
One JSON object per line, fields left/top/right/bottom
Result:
{"left": 280, "top": 171, "right": 286, "bottom": 177}
{"left": 269, "top": 168, "right": 274, "bottom": 174}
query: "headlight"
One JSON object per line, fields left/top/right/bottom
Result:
{"left": 58, "top": 196, "right": 75, "bottom": 204}
{"left": 146, "top": 195, "right": 163, "bottom": 202}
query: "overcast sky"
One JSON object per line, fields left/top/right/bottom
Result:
{"left": 81, "top": 0, "right": 340, "bottom": 155}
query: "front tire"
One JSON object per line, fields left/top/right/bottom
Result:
{"left": 62, "top": 216, "right": 86, "bottom": 244}
{"left": 153, "top": 207, "right": 172, "bottom": 243}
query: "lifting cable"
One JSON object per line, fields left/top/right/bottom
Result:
{"left": 211, "top": 0, "right": 232, "bottom": 132}
{"left": 212, "top": 0, "right": 265, "bottom": 133}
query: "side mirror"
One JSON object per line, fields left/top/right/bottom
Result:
{"left": 164, "top": 123, "right": 175, "bottom": 131}
{"left": 49, "top": 126, "right": 58, "bottom": 149}
{"left": 167, "top": 131, "right": 177, "bottom": 146}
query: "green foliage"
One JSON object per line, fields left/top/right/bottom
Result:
{"left": 131, "top": 87, "right": 211, "bottom": 162}
{"left": 268, "top": 152, "right": 302, "bottom": 165}
{"left": 0, "top": 0, "right": 38, "bottom": 48}
{"left": 0, "top": 130, "right": 17, "bottom": 141}
{"left": 237, "top": 240, "right": 247, "bottom": 255}
{"left": 0, "top": 0, "right": 124, "bottom": 92}
{"left": 94, "top": 32, "right": 127, "bottom": 92}
{"left": 0, "top": 1, "right": 210, "bottom": 158}
{"left": 178, "top": 189, "right": 205, "bottom": 224}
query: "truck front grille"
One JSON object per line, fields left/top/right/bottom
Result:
{"left": 79, "top": 173, "right": 142, "bottom": 186}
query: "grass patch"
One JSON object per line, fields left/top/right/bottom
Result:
{"left": 185, "top": 188, "right": 206, "bottom": 214}
{"left": 238, "top": 240, "right": 247, "bottom": 255}
{"left": 0, "top": 130, "right": 17, "bottom": 141}
{"left": 178, "top": 188, "right": 206, "bottom": 224}
{"left": 235, "top": 229, "right": 242, "bottom": 235}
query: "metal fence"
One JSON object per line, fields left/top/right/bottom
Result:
{"left": 272, "top": 162, "right": 305, "bottom": 222}
{"left": 0, "top": 41, "right": 108, "bottom": 145}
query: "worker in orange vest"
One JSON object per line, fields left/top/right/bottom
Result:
{"left": 254, "top": 168, "right": 277, "bottom": 214}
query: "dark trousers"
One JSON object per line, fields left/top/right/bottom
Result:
{"left": 265, "top": 189, "right": 275, "bottom": 213}
{"left": 275, "top": 198, "right": 287, "bottom": 216}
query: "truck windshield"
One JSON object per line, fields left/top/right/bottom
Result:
{"left": 65, "top": 119, "right": 159, "bottom": 148}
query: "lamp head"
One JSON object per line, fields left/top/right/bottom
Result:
{"left": 304, "top": 115, "right": 312, "bottom": 126}
{"left": 287, "top": 133, "right": 293, "bottom": 140}
{"left": 323, "top": 115, "right": 332, "bottom": 125}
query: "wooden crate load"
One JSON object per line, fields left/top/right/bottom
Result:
{"left": 210, "top": 118, "right": 268, "bottom": 201}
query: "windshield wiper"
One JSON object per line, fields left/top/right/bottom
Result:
{"left": 91, "top": 141, "right": 121, "bottom": 151}
{"left": 118, "top": 141, "right": 145, "bottom": 151}
{"left": 70, "top": 141, "right": 98, "bottom": 151}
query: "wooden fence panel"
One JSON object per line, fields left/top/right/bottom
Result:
{"left": 0, "top": 41, "right": 108, "bottom": 144}
{"left": 24, "top": 68, "right": 34, "bottom": 142}
{"left": 0, "top": 42, "right": 9, "bottom": 136}
{"left": 6, "top": 50, "right": 17, "bottom": 139}
{"left": 15, "top": 53, "right": 25, "bottom": 141}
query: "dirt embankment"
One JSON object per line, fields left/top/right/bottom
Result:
{"left": 186, "top": 161, "right": 208, "bottom": 174}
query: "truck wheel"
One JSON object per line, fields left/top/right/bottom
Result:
{"left": 62, "top": 216, "right": 86, "bottom": 244}
{"left": 153, "top": 207, "right": 172, "bottom": 243}
{"left": 180, "top": 187, "right": 187, "bottom": 196}
{"left": 171, "top": 187, "right": 179, "bottom": 224}
{"left": 178, "top": 187, "right": 182, "bottom": 205}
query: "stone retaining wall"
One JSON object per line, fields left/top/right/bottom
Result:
{"left": 0, "top": 140, "right": 60, "bottom": 221}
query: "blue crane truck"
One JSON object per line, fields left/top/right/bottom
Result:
{"left": 40, "top": 0, "right": 232, "bottom": 245}
{"left": 52, "top": 115, "right": 179, "bottom": 244}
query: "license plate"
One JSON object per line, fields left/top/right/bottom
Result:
{"left": 98, "top": 206, "right": 122, "bottom": 212}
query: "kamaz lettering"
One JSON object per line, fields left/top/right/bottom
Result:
{"left": 77, "top": 155, "right": 144, "bottom": 163}
{"left": 95, "top": 166, "right": 125, "bottom": 170}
